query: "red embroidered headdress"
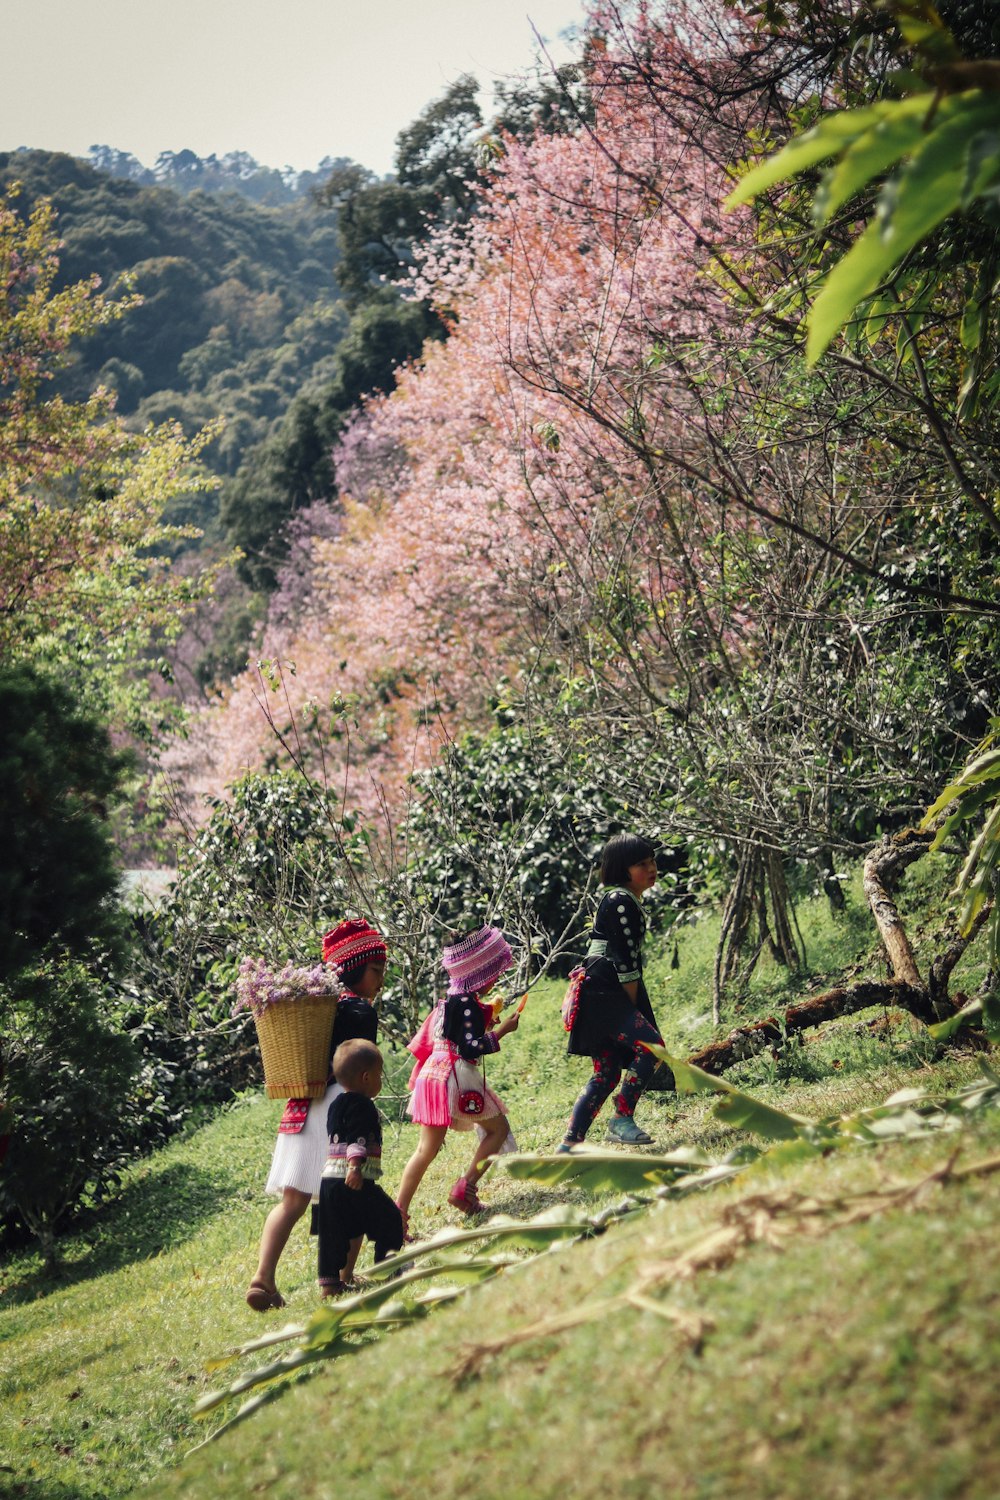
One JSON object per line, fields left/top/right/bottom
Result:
{"left": 322, "top": 918, "right": 387, "bottom": 975}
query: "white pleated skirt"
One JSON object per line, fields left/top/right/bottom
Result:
{"left": 264, "top": 1081, "right": 343, "bottom": 1197}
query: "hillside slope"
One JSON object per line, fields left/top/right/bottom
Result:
{"left": 2, "top": 877, "right": 998, "bottom": 1499}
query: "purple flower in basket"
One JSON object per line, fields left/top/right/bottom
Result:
{"left": 232, "top": 957, "right": 343, "bottom": 1019}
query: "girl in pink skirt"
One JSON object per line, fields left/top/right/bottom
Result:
{"left": 395, "top": 925, "right": 521, "bottom": 1229}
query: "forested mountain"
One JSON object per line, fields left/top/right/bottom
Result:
{"left": 0, "top": 66, "right": 589, "bottom": 697}
{"left": 85, "top": 144, "right": 344, "bottom": 204}
{"left": 0, "top": 150, "right": 344, "bottom": 488}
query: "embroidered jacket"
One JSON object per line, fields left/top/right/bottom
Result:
{"left": 587, "top": 888, "right": 646, "bottom": 986}
{"left": 323, "top": 1091, "right": 384, "bottom": 1179}
{"left": 441, "top": 993, "right": 501, "bottom": 1061}
{"left": 330, "top": 991, "right": 378, "bottom": 1054}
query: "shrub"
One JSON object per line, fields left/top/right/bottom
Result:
{"left": 0, "top": 665, "right": 131, "bottom": 980}
{"left": 129, "top": 770, "right": 370, "bottom": 1105}
{"left": 406, "top": 720, "right": 685, "bottom": 972}
{"left": 0, "top": 967, "right": 138, "bottom": 1267}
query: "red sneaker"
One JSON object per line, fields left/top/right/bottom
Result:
{"left": 447, "top": 1176, "right": 484, "bottom": 1214}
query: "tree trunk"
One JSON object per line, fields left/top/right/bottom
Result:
{"left": 862, "top": 830, "right": 929, "bottom": 986}
{"left": 713, "top": 846, "right": 803, "bottom": 1023}
{"left": 650, "top": 828, "right": 983, "bottom": 1087}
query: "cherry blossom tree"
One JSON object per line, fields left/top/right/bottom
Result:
{"left": 179, "top": 1, "right": 975, "bottom": 1012}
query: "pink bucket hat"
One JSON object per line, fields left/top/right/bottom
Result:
{"left": 442, "top": 925, "right": 513, "bottom": 995}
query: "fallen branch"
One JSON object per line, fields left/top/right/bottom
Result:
{"left": 651, "top": 829, "right": 987, "bottom": 1082}
{"left": 681, "top": 979, "right": 939, "bottom": 1078}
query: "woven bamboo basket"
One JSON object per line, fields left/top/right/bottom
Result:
{"left": 253, "top": 993, "right": 339, "bottom": 1099}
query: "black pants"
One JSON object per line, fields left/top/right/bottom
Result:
{"left": 566, "top": 1007, "right": 666, "bottom": 1141}
{"left": 317, "top": 1176, "right": 403, "bottom": 1287}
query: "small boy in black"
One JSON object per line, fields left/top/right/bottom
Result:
{"left": 317, "top": 1038, "right": 403, "bottom": 1296}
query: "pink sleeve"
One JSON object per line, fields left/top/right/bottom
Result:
{"left": 407, "top": 1010, "right": 436, "bottom": 1065}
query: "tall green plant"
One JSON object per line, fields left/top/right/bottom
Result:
{"left": 727, "top": 0, "right": 1000, "bottom": 987}
{"left": 921, "top": 724, "right": 1000, "bottom": 969}
{"left": 727, "top": 2, "right": 1000, "bottom": 380}
{"left": 0, "top": 968, "right": 138, "bottom": 1267}
{"left": 0, "top": 667, "right": 141, "bottom": 1260}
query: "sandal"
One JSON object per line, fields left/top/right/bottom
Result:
{"left": 245, "top": 1280, "right": 286, "bottom": 1312}
{"left": 396, "top": 1202, "right": 416, "bottom": 1244}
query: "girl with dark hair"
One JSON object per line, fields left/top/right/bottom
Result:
{"left": 396, "top": 925, "right": 521, "bottom": 1227}
{"left": 559, "top": 834, "right": 669, "bottom": 1148}
{"left": 245, "top": 918, "right": 387, "bottom": 1311}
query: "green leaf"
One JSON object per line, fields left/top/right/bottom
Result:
{"left": 812, "top": 99, "right": 935, "bottom": 225}
{"left": 954, "top": 801, "right": 1000, "bottom": 933}
{"left": 642, "top": 1042, "right": 809, "bottom": 1136}
{"left": 960, "top": 126, "right": 1000, "bottom": 208}
{"left": 195, "top": 1345, "right": 327, "bottom": 1416}
{"left": 927, "top": 997, "right": 984, "bottom": 1041}
{"left": 189, "top": 1376, "right": 320, "bottom": 1453}
{"left": 640, "top": 1042, "right": 738, "bottom": 1096}
{"left": 503, "top": 1148, "right": 715, "bottom": 1193}
{"left": 880, "top": 1087, "right": 929, "bottom": 1106}
{"left": 361, "top": 1204, "right": 596, "bottom": 1280}
{"left": 896, "top": 8, "right": 959, "bottom": 63}
{"left": 960, "top": 287, "right": 987, "bottom": 353}
{"left": 982, "top": 990, "right": 1000, "bottom": 1042}
{"left": 725, "top": 104, "right": 901, "bottom": 209}
{"left": 921, "top": 745, "right": 1000, "bottom": 826}
{"left": 751, "top": 1137, "right": 825, "bottom": 1169}
{"left": 712, "top": 1091, "right": 805, "bottom": 1140}
{"left": 807, "top": 98, "right": 999, "bottom": 363}
{"left": 657, "top": 1162, "right": 752, "bottom": 1196}
{"left": 864, "top": 290, "right": 897, "bottom": 347}
{"left": 927, "top": 778, "right": 997, "bottom": 851}
{"left": 848, "top": 1108, "right": 946, "bottom": 1141}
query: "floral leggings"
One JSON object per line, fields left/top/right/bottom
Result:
{"left": 566, "top": 1008, "right": 666, "bottom": 1142}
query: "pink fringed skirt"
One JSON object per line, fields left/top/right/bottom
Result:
{"left": 408, "top": 1045, "right": 507, "bottom": 1132}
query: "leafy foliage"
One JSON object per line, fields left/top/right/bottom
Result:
{"left": 726, "top": 3, "right": 1000, "bottom": 378}
{"left": 0, "top": 666, "right": 131, "bottom": 979}
{"left": 922, "top": 727, "right": 1000, "bottom": 965}
{"left": 0, "top": 968, "right": 138, "bottom": 1267}
{"left": 406, "top": 718, "right": 681, "bottom": 964}
{"left": 723, "top": 0, "right": 1000, "bottom": 1003}
{"left": 0, "top": 669, "right": 151, "bottom": 1260}
{"left": 0, "top": 189, "right": 227, "bottom": 734}
{"left": 221, "top": 293, "right": 440, "bottom": 589}
{"left": 0, "top": 150, "right": 342, "bottom": 410}
{"left": 130, "top": 770, "right": 379, "bottom": 1103}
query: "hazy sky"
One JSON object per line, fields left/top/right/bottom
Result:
{"left": 0, "top": 0, "right": 588, "bottom": 176}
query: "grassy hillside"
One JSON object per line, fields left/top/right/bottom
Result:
{"left": 2, "top": 864, "right": 998, "bottom": 1499}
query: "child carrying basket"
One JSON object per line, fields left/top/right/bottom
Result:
{"left": 241, "top": 918, "right": 387, "bottom": 1312}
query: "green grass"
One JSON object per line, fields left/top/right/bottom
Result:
{"left": 2, "top": 868, "right": 998, "bottom": 1499}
